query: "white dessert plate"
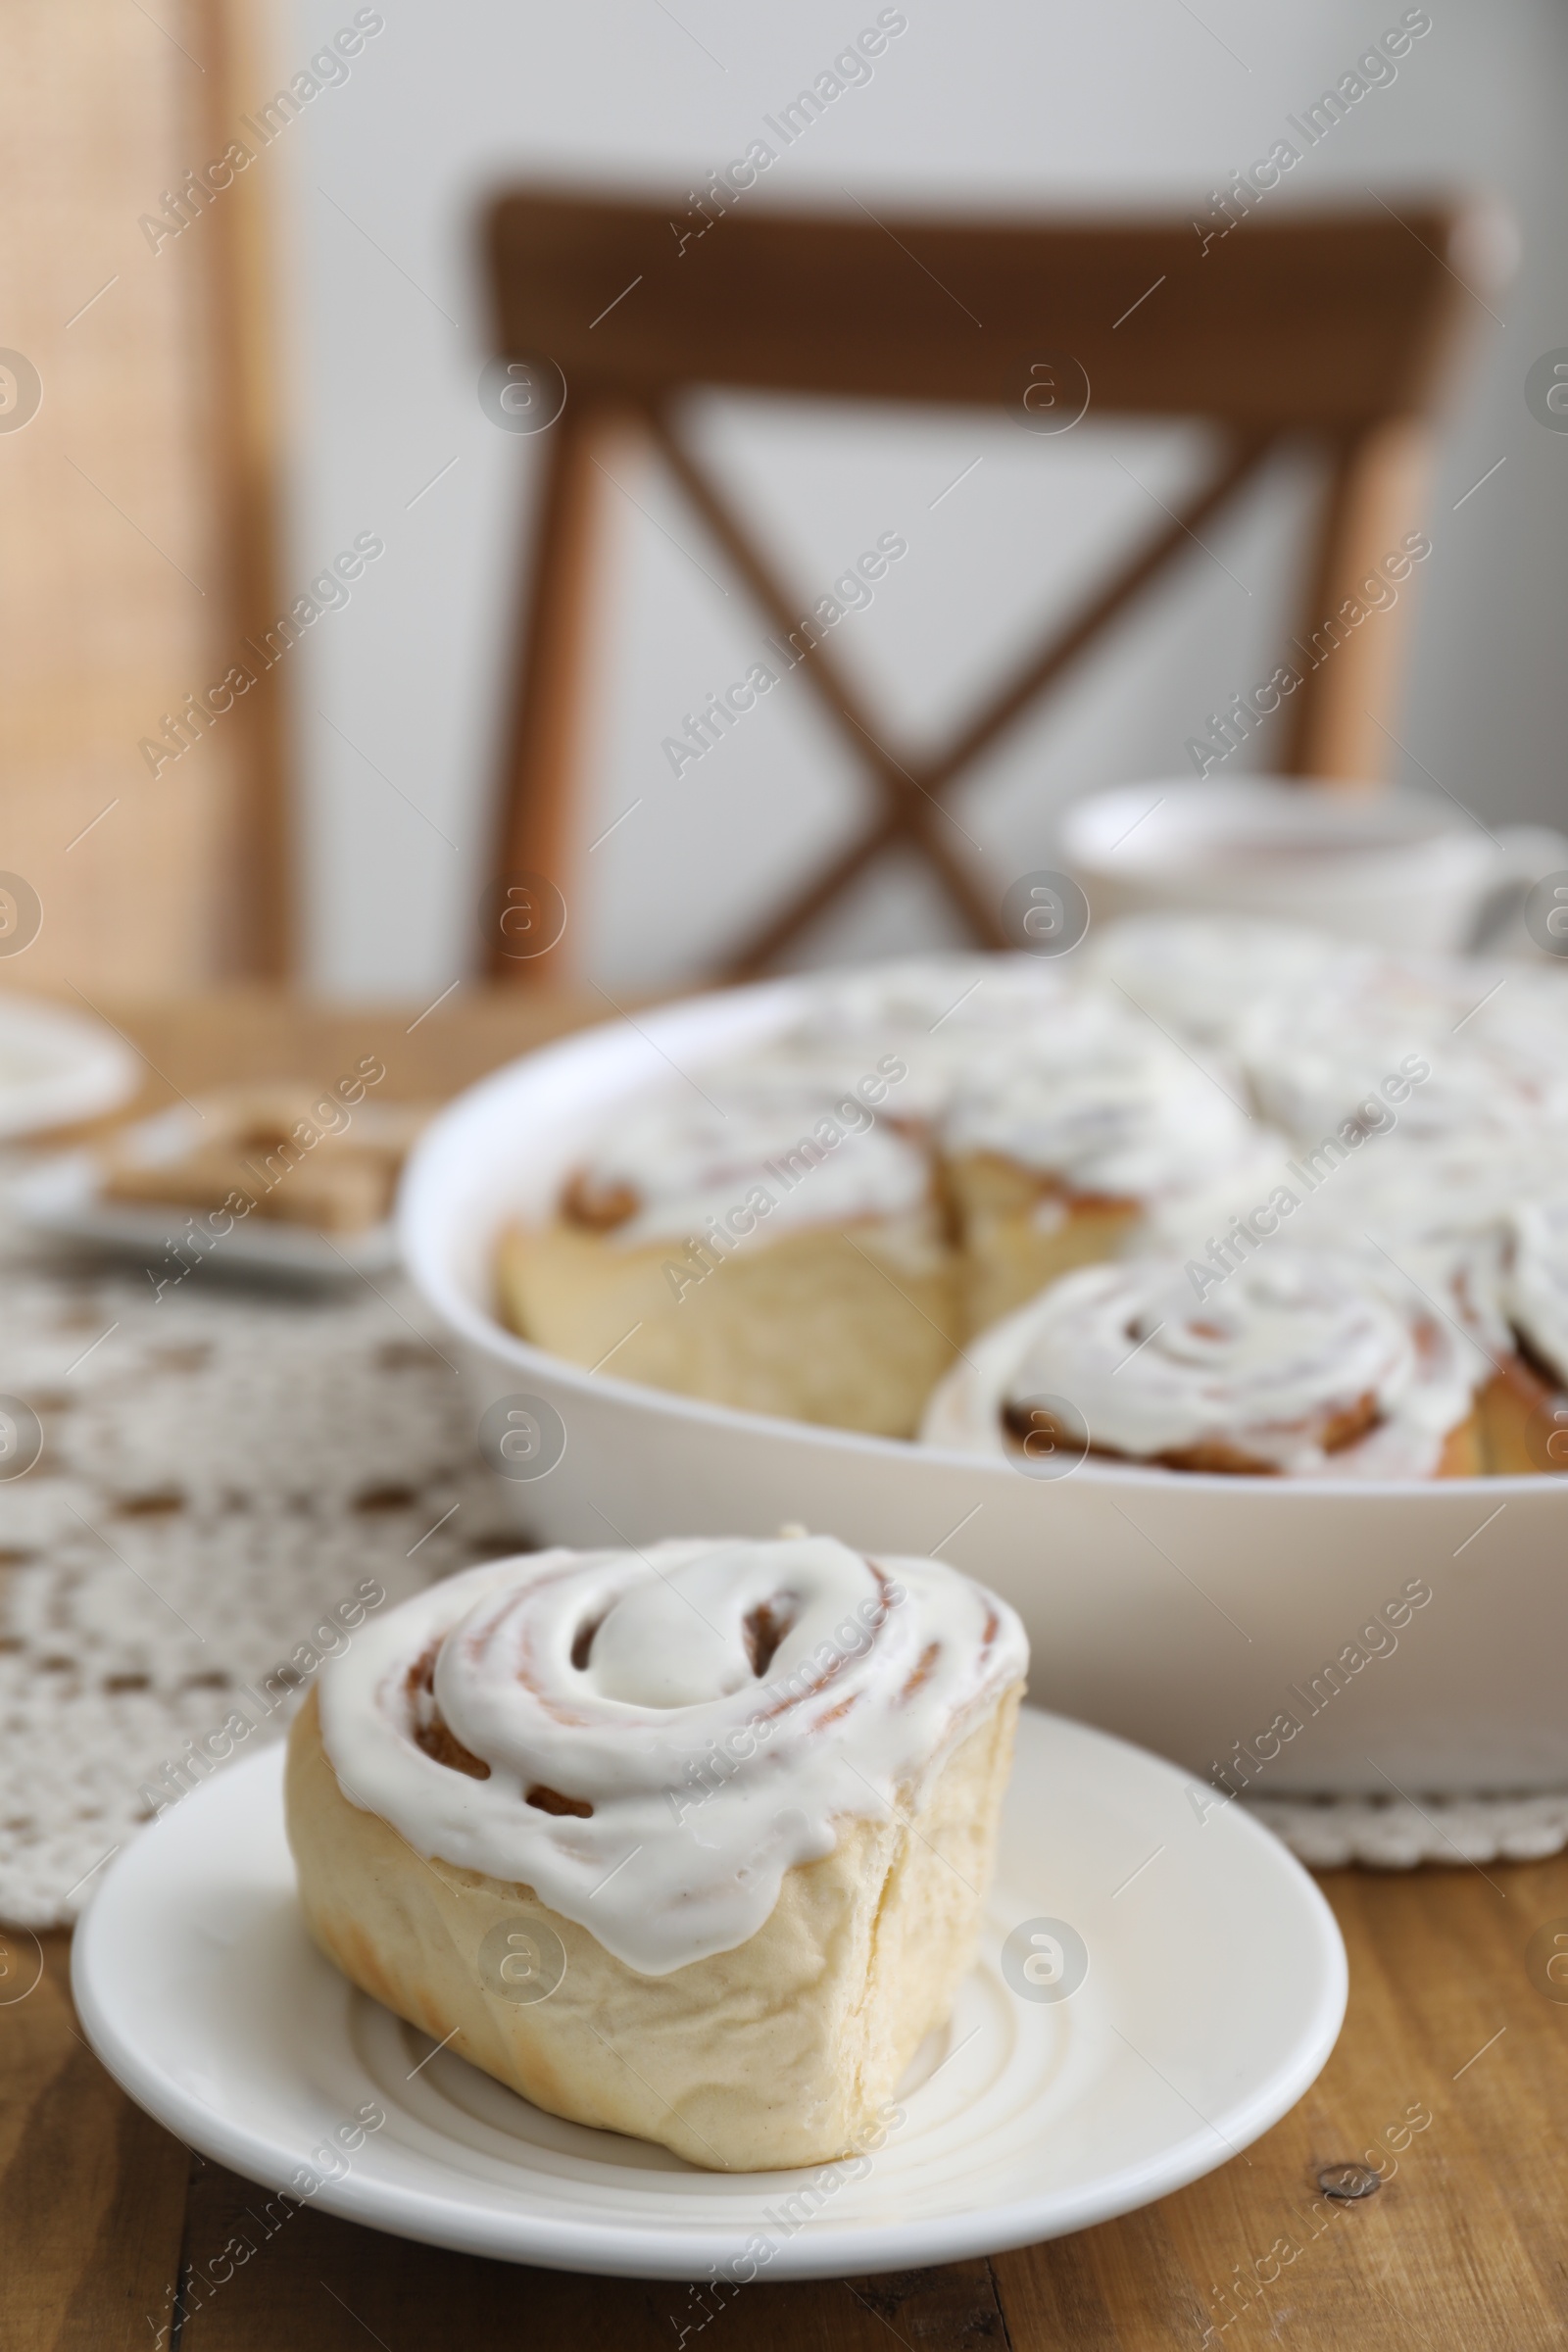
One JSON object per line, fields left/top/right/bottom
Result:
{"left": 73, "top": 1706, "right": 1346, "bottom": 2279}
{"left": 11, "top": 1109, "right": 400, "bottom": 1280}
{"left": 0, "top": 991, "right": 137, "bottom": 1139}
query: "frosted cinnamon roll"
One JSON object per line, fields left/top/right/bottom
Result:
{"left": 942, "top": 998, "right": 1284, "bottom": 1332}
{"left": 750, "top": 954, "right": 1075, "bottom": 1121}
{"left": 286, "top": 1537, "right": 1027, "bottom": 2171}
{"left": 1466, "top": 961, "right": 1568, "bottom": 1088}
{"left": 497, "top": 1076, "right": 957, "bottom": 1436}
{"left": 1239, "top": 954, "right": 1568, "bottom": 1147}
{"left": 1087, "top": 912, "right": 1351, "bottom": 1062}
{"left": 1284, "top": 1127, "right": 1553, "bottom": 1363}
{"left": 921, "top": 1246, "right": 1485, "bottom": 1478}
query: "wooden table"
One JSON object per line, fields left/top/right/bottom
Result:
{"left": 6, "top": 990, "right": 1568, "bottom": 2352}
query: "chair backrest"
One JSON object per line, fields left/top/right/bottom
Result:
{"left": 482, "top": 189, "right": 1482, "bottom": 981}
{"left": 3, "top": 0, "right": 290, "bottom": 991}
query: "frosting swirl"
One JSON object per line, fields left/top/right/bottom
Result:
{"left": 560, "top": 1077, "right": 931, "bottom": 1249}
{"left": 317, "top": 1537, "right": 1027, "bottom": 1974}
{"left": 752, "top": 955, "right": 1075, "bottom": 1119}
{"left": 922, "top": 1246, "right": 1483, "bottom": 1477}
{"left": 1239, "top": 955, "right": 1568, "bottom": 1144}
{"left": 1280, "top": 1129, "right": 1568, "bottom": 1364}
{"left": 1088, "top": 912, "right": 1350, "bottom": 1056}
{"left": 943, "top": 994, "right": 1269, "bottom": 1203}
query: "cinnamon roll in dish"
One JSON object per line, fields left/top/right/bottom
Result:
{"left": 1238, "top": 953, "right": 1568, "bottom": 1146}
{"left": 942, "top": 999, "right": 1282, "bottom": 1334}
{"left": 1085, "top": 911, "right": 1349, "bottom": 1063}
{"left": 1278, "top": 1127, "right": 1551, "bottom": 1463}
{"left": 750, "top": 953, "right": 1075, "bottom": 1122}
{"left": 497, "top": 1077, "right": 956, "bottom": 1437}
{"left": 286, "top": 1536, "right": 1027, "bottom": 2171}
{"left": 921, "top": 1246, "right": 1485, "bottom": 1478}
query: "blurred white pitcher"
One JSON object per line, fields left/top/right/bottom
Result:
{"left": 1060, "top": 776, "right": 1568, "bottom": 954}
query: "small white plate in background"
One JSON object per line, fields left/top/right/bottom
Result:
{"left": 0, "top": 993, "right": 138, "bottom": 1140}
{"left": 10, "top": 1102, "right": 406, "bottom": 1281}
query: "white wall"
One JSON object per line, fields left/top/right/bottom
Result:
{"left": 274, "top": 0, "right": 1568, "bottom": 997}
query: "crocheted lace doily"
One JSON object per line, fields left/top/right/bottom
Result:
{"left": 0, "top": 1187, "right": 504, "bottom": 1929}
{"left": 1, "top": 1186, "right": 1562, "bottom": 1925}
{"left": 1245, "top": 1790, "right": 1568, "bottom": 1870}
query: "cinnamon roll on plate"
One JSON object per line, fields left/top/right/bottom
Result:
{"left": 286, "top": 1536, "right": 1026, "bottom": 2171}
{"left": 921, "top": 1245, "right": 1486, "bottom": 1479}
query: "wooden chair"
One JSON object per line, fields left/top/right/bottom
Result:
{"left": 482, "top": 190, "right": 1482, "bottom": 982}
{"left": 4, "top": 0, "right": 290, "bottom": 989}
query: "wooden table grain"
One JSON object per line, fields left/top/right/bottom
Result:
{"left": 5, "top": 988, "right": 1567, "bottom": 2352}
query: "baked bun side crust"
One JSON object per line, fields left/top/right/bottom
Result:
{"left": 1438, "top": 1405, "right": 1486, "bottom": 1478}
{"left": 497, "top": 1216, "right": 959, "bottom": 1438}
{"left": 947, "top": 1150, "right": 1142, "bottom": 1336}
{"left": 1476, "top": 1359, "right": 1555, "bottom": 1475}
{"left": 286, "top": 1682, "right": 1021, "bottom": 2172}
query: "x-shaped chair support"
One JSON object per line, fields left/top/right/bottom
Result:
{"left": 645, "top": 408, "right": 1273, "bottom": 978}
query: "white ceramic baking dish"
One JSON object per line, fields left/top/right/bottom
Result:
{"left": 399, "top": 977, "right": 1568, "bottom": 1799}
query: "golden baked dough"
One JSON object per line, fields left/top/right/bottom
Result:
{"left": 945, "top": 1149, "right": 1142, "bottom": 1335}
{"left": 498, "top": 1213, "right": 959, "bottom": 1438}
{"left": 286, "top": 1679, "right": 1020, "bottom": 2171}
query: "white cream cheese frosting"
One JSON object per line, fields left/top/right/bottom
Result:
{"left": 943, "top": 994, "right": 1266, "bottom": 1202}
{"left": 1280, "top": 1128, "right": 1568, "bottom": 1364}
{"left": 1087, "top": 912, "right": 1351, "bottom": 1057}
{"left": 1467, "top": 963, "right": 1568, "bottom": 1084}
{"left": 922, "top": 1247, "right": 1483, "bottom": 1478}
{"left": 1092, "top": 917, "right": 1568, "bottom": 1147}
{"left": 544, "top": 938, "right": 1568, "bottom": 1374}
{"left": 1239, "top": 954, "right": 1568, "bottom": 1145}
{"left": 316, "top": 1537, "right": 1028, "bottom": 1975}
{"left": 562, "top": 1077, "right": 932, "bottom": 1248}
{"left": 748, "top": 954, "right": 1076, "bottom": 1119}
